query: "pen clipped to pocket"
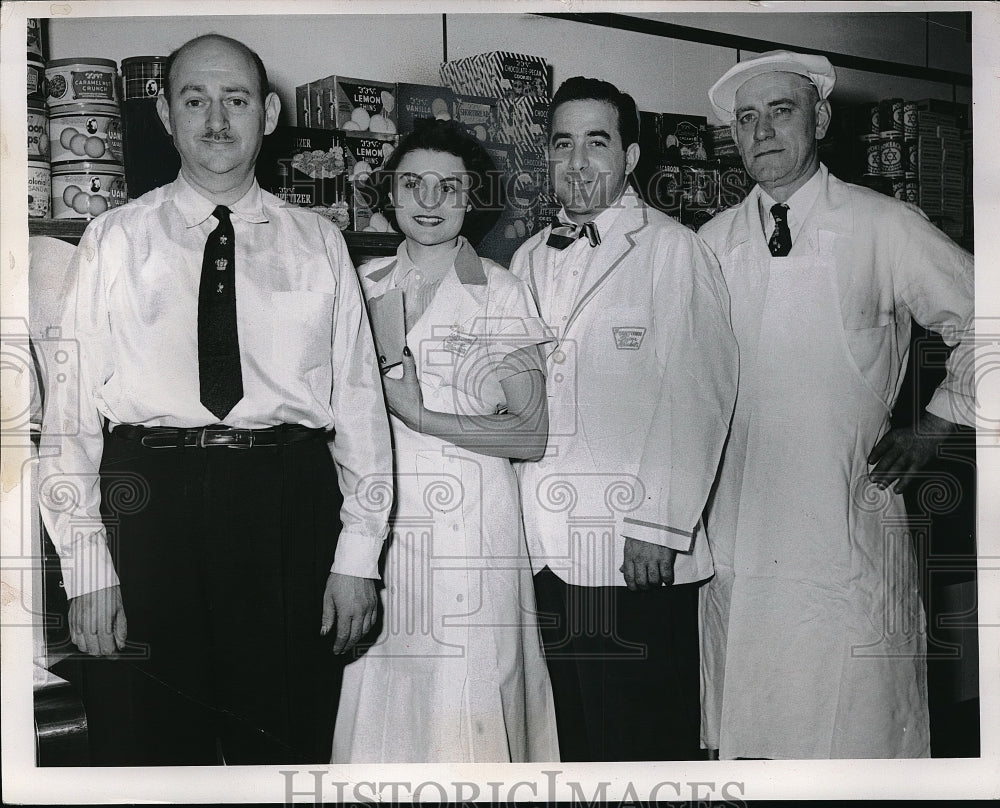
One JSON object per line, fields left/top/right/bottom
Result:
{"left": 366, "top": 286, "right": 406, "bottom": 371}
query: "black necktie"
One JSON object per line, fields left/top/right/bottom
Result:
{"left": 546, "top": 220, "right": 601, "bottom": 250}
{"left": 198, "top": 205, "right": 243, "bottom": 420}
{"left": 768, "top": 203, "right": 792, "bottom": 257}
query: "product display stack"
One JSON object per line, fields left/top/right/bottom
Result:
{"left": 119, "top": 55, "right": 180, "bottom": 199}
{"left": 634, "top": 110, "right": 754, "bottom": 230}
{"left": 915, "top": 98, "right": 968, "bottom": 243}
{"left": 45, "top": 52, "right": 127, "bottom": 219}
{"left": 439, "top": 51, "right": 552, "bottom": 266}
{"left": 27, "top": 19, "right": 50, "bottom": 219}
{"left": 266, "top": 75, "right": 400, "bottom": 232}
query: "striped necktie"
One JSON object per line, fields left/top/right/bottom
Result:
{"left": 546, "top": 220, "right": 601, "bottom": 250}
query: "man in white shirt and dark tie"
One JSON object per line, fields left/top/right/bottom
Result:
{"left": 698, "top": 50, "right": 975, "bottom": 759}
{"left": 509, "top": 76, "right": 738, "bottom": 760}
{"left": 38, "top": 34, "right": 392, "bottom": 765}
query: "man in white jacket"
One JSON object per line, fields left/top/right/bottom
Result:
{"left": 699, "top": 51, "right": 975, "bottom": 759}
{"left": 510, "top": 76, "right": 738, "bottom": 760}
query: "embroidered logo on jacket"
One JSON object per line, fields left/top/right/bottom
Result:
{"left": 612, "top": 326, "right": 646, "bottom": 350}
{"left": 443, "top": 329, "right": 477, "bottom": 356}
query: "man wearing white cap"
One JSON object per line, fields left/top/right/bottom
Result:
{"left": 698, "top": 51, "right": 975, "bottom": 758}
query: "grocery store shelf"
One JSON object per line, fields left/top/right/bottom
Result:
{"left": 28, "top": 218, "right": 403, "bottom": 259}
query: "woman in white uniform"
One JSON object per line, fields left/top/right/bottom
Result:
{"left": 332, "top": 121, "right": 559, "bottom": 763}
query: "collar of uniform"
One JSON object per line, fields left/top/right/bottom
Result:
{"left": 553, "top": 185, "right": 634, "bottom": 241}
{"left": 174, "top": 172, "right": 269, "bottom": 228}
{"left": 385, "top": 236, "right": 486, "bottom": 287}
{"left": 757, "top": 164, "right": 825, "bottom": 240}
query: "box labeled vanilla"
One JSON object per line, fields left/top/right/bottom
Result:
{"left": 396, "top": 83, "right": 455, "bottom": 134}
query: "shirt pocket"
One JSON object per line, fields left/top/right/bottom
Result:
{"left": 841, "top": 304, "right": 897, "bottom": 402}
{"left": 269, "top": 291, "right": 336, "bottom": 375}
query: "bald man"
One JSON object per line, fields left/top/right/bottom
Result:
{"left": 698, "top": 51, "right": 975, "bottom": 759}
{"left": 40, "top": 34, "right": 391, "bottom": 765}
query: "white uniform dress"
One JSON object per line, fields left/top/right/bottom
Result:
{"left": 332, "top": 238, "right": 560, "bottom": 763}
{"left": 697, "top": 165, "right": 975, "bottom": 759}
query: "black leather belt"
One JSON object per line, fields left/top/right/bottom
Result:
{"left": 109, "top": 423, "right": 327, "bottom": 449}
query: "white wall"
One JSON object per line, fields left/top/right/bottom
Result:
{"left": 45, "top": 10, "right": 971, "bottom": 126}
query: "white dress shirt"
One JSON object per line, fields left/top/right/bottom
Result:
{"left": 757, "top": 166, "right": 824, "bottom": 245}
{"left": 39, "top": 174, "right": 393, "bottom": 599}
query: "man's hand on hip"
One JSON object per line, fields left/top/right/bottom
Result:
{"left": 69, "top": 585, "right": 127, "bottom": 656}
{"left": 867, "top": 411, "right": 957, "bottom": 493}
{"left": 620, "top": 538, "right": 676, "bottom": 591}
{"left": 321, "top": 572, "right": 377, "bottom": 654}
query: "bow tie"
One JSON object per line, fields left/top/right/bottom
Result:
{"left": 546, "top": 220, "right": 601, "bottom": 250}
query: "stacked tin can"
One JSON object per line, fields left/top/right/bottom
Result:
{"left": 902, "top": 101, "right": 919, "bottom": 204}
{"left": 27, "top": 19, "right": 50, "bottom": 218}
{"left": 120, "top": 56, "right": 180, "bottom": 199}
{"left": 46, "top": 56, "right": 127, "bottom": 218}
{"left": 858, "top": 98, "right": 918, "bottom": 203}
{"left": 878, "top": 97, "right": 906, "bottom": 200}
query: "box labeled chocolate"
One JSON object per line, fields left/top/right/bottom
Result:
{"left": 255, "top": 126, "right": 347, "bottom": 216}
{"left": 660, "top": 113, "right": 709, "bottom": 163}
{"left": 535, "top": 193, "right": 562, "bottom": 231}
{"left": 441, "top": 52, "right": 549, "bottom": 99}
{"left": 510, "top": 146, "right": 548, "bottom": 213}
{"left": 396, "top": 83, "right": 455, "bottom": 134}
{"left": 497, "top": 96, "right": 550, "bottom": 146}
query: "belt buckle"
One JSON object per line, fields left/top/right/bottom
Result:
{"left": 198, "top": 426, "right": 255, "bottom": 449}
{"left": 226, "top": 428, "right": 254, "bottom": 449}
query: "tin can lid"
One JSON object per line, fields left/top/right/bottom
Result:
{"left": 46, "top": 57, "right": 119, "bottom": 69}
{"left": 51, "top": 160, "right": 126, "bottom": 174}
{"left": 905, "top": 172, "right": 918, "bottom": 178}
{"left": 27, "top": 100, "right": 48, "bottom": 111}
{"left": 859, "top": 134, "right": 880, "bottom": 141}
{"left": 27, "top": 160, "right": 51, "bottom": 168}
{"left": 121, "top": 55, "right": 169, "bottom": 66}
{"left": 48, "top": 102, "right": 122, "bottom": 116}
{"left": 879, "top": 131, "right": 904, "bottom": 139}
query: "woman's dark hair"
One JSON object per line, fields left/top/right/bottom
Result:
{"left": 376, "top": 119, "right": 504, "bottom": 246}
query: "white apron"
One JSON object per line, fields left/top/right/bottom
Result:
{"left": 701, "top": 219, "right": 930, "bottom": 759}
{"left": 333, "top": 253, "right": 559, "bottom": 763}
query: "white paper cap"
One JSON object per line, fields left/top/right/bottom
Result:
{"left": 708, "top": 50, "right": 836, "bottom": 122}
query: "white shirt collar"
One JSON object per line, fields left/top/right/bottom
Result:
{"left": 174, "top": 171, "right": 269, "bottom": 229}
{"left": 758, "top": 164, "right": 825, "bottom": 242}
{"left": 393, "top": 238, "right": 463, "bottom": 285}
{"left": 555, "top": 185, "right": 632, "bottom": 236}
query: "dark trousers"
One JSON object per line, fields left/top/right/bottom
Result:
{"left": 56, "top": 430, "right": 344, "bottom": 766}
{"left": 533, "top": 566, "right": 703, "bottom": 761}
